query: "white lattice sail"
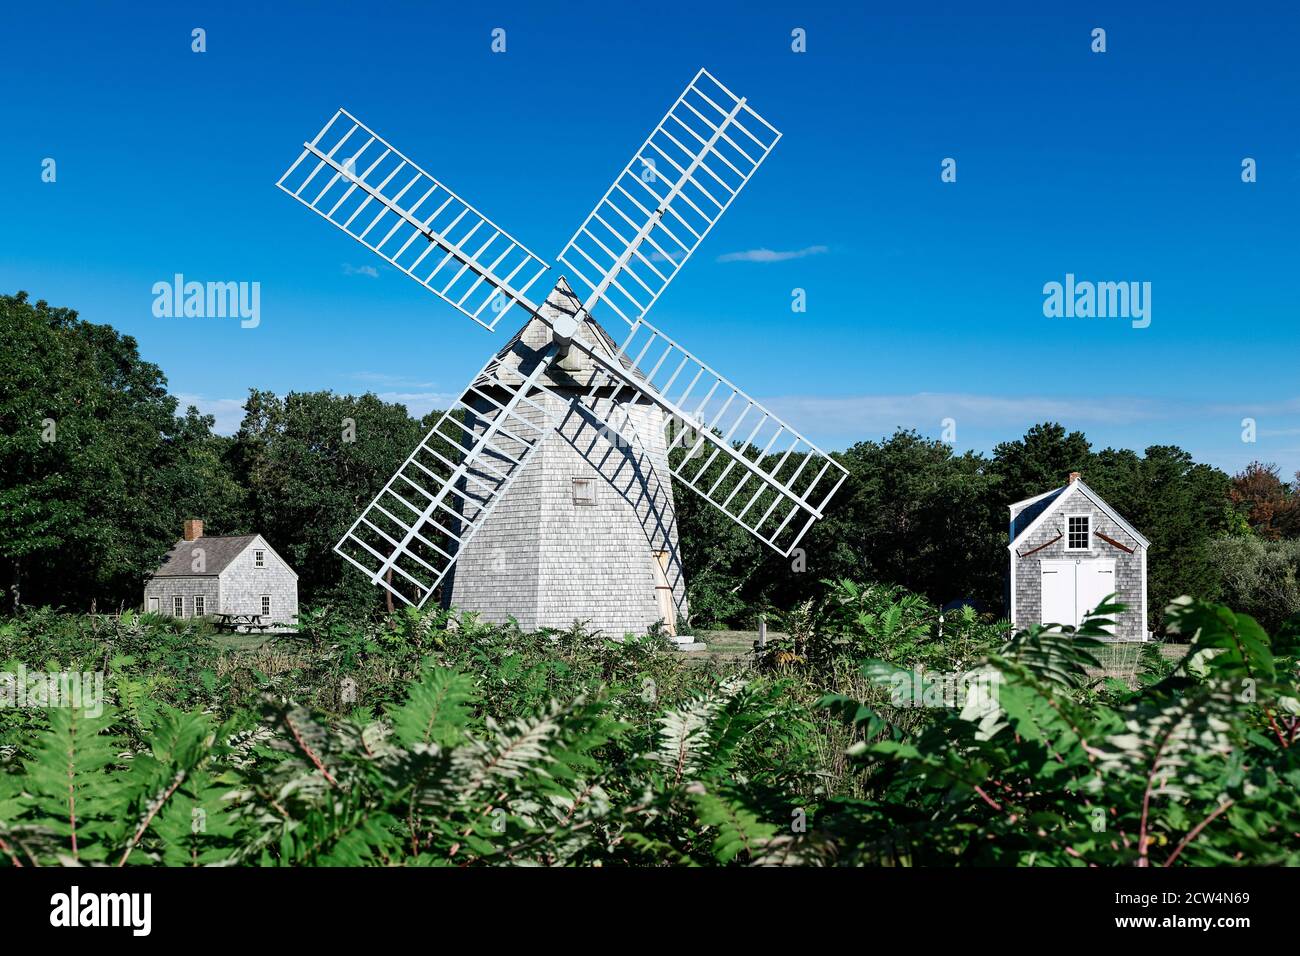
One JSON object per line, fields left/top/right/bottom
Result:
{"left": 335, "top": 347, "right": 561, "bottom": 607}
{"left": 293, "top": 69, "right": 850, "bottom": 608}
{"left": 562, "top": 317, "right": 848, "bottom": 556}
{"left": 277, "top": 109, "right": 550, "bottom": 331}
{"left": 557, "top": 69, "right": 781, "bottom": 327}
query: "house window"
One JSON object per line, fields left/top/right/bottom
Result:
{"left": 261, "top": 595, "right": 271, "bottom": 617}
{"left": 572, "top": 477, "right": 596, "bottom": 506}
{"left": 194, "top": 595, "right": 205, "bottom": 616}
{"left": 254, "top": 549, "right": 266, "bottom": 568}
{"left": 1067, "top": 515, "right": 1091, "bottom": 551}
{"left": 147, "top": 596, "right": 159, "bottom": 613}
{"left": 173, "top": 595, "right": 185, "bottom": 617}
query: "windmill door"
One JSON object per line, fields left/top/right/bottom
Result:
{"left": 1039, "top": 559, "right": 1115, "bottom": 633}
{"left": 652, "top": 551, "right": 676, "bottom": 636}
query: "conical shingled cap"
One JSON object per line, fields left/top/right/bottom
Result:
{"left": 476, "top": 277, "right": 645, "bottom": 390}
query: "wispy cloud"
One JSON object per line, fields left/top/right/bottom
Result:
{"left": 174, "top": 388, "right": 458, "bottom": 435}
{"left": 350, "top": 371, "right": 438, "bottom": 389}
{"left": 342, "top": 263, "right": 379, "bottom": 278}
{"left": 375, "top": 391, "right": 457, "bottom": 419}
{"left": 174, "top": 394, "right": 246, "bottom": 435}
{"left": 1208, "top": 397, "right": 1300, "bottom": 416}
{"left": 756, "top": 392, "right": 1169, "bottom": 436}
{"left": 716, "top": 245, "right": 828, "bottom": 264}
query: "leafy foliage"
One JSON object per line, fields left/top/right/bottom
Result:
{"left": 3, "top": 586, "right": 1294, "bottom": 866}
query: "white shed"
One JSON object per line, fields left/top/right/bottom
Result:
{"left": 1008, "top": 473, "right": 1150, "bottom": 641}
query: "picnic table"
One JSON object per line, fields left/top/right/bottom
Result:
{"left": 213, "top": 613, "right": 273, "bottom": 633}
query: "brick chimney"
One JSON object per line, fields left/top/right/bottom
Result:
{"left": 183, "top": 518, "right": 204, "bottom": 541}
{"left": 1067, "top": 472, "right": 1081, "bottom": 484}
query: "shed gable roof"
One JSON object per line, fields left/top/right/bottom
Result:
{"left": 1007, "top": 478, "right": 1150, "bottom": 550}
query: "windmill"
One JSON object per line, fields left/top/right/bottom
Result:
{"left": 276, "top": 69, "right": 848, "bottom": 640}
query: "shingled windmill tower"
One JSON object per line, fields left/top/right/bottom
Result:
{"left": 444, "top": 280, "right": 687, "bottom": 636}
{"left": 276, "top": 70, "right": 848, "bottom": 641}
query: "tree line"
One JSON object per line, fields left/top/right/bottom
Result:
{"left": 4, "top": 291, "right": 1297, "bottom": 632}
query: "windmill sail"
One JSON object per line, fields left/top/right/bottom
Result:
{"left": 557, "top": 69, "right": 781, "bottom": 327}
{"left": 335, "top": 345, "right": 562, "bottom": 607}
{"left": 304, "top": 69, "right": 849, "bottom": 610}
{"left": 277, "top": 109, "right": 550, "bottom": 331}
{"left": 562, "top": 316, "right": 848, "bottom": 556}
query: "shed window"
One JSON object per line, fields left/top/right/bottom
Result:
{"left": 261, "top": 595, "right": 271, "bottom": 616}
{"left": 173, "top": 595, "right": 185, "bottom": 617}
{"left": 254, "top": 549, "right": 266, "bottom": 568}
{"left": 1067, "top": 515, "right": 1091, "bottom": 550}
{"left": 194, "top": 595, "right": 205, "bottom": 616}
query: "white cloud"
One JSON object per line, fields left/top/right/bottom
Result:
{"left": 756, "top": 392, "right": 1167, "bottom": 436}
{"left": 1209, "top": 397, "right": 1300, "bottom": 415}
{"left": 716, "top": 245, "right": 829, "bottom": 263}
{"left": 375, "top": 391, "right": 457, "bottom": 419}
{"left": 350, "top": 371, "right": 437, "bottom": 389}
{"left": 342, "top": 263, "right": 380, "bottom": 278}
{"left": 174, "top": 394, "right": 246, "bottom": 435}
{"left": 173, "top": 388, "right": 457, "bottom": 435}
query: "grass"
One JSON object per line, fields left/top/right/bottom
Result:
{"left": 1087, "top": 640, "right": 1187, "bottom": 686}
{"left": 207, "top": 631, "right": 275, "bottom": 651}
{"left": 691, "top": 628, "right": 790, "bottom": 661}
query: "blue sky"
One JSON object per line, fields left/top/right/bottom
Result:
{"left": 3, "top": 1, "right": 1298, "bottom": 477}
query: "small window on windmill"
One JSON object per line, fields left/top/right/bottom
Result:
{"left": 254, "top": 549, "right": 266, "bottom": 568}
{"left": 572, "top": 477, "right": 596, "bottom": 506}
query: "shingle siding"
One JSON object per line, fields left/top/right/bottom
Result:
{"left": 143, "top": 577, "right": 219, "bottom": 619}
{"left": 445, "top": 393, "right": 688, "bottom": 637}
{"left": 218, "top": 537, "right": 299, "bottom": 631}
{"left": 442, "top": 281, "right": 688, "bottom": 638}
{"left": 144, "top": 534, "right": 298, "bottom": 631}
{"left": 1011, "top": 486, "right": 1147, "bottom": 641}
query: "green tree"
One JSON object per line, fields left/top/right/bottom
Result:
{"left": 1207, "top": 534, "right": 1300, "bottom": 633}
{"left": 990, "top": 422, "right": 1093, "bottom": 506}
{"left": 822, "top": 430, "right": 1003, "bottom": 608}
{"left": 0, "top": 292, "right": 234, "bottom": 610}
{"left": 228, "top": 389, "right": 432, "bottom": 611}
{"left": 1089, "top": 445, "right": 1231, "bottom": 632}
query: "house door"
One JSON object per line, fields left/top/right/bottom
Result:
{"left": 147, "top": 596, "right": 159, "bottom": 614}
{"left": 1040, "top": 559, "right": 1116, "bottom": 633}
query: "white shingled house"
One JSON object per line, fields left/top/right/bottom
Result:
{"left": 143, "top": 520, "right": 299, "bottom": 631}
{"left": 1008, "top": 473, "right": 1150, "bottom": 641}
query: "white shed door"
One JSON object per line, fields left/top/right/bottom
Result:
{"left": 1076, "top": 559, "right": 1116, "bottom": 634}
{"left": 1040, "top": 562, "right": 1075, "bottom": 628}
{"left": 1040, "top": 559, "right": 1116, "bottom": 632}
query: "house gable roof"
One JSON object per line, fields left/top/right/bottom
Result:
{"left": 1007, "top": 478, "right": 1150, "bottom": 550}
{"left": 148, "top": 534, "right": 298, "bottom": 579}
